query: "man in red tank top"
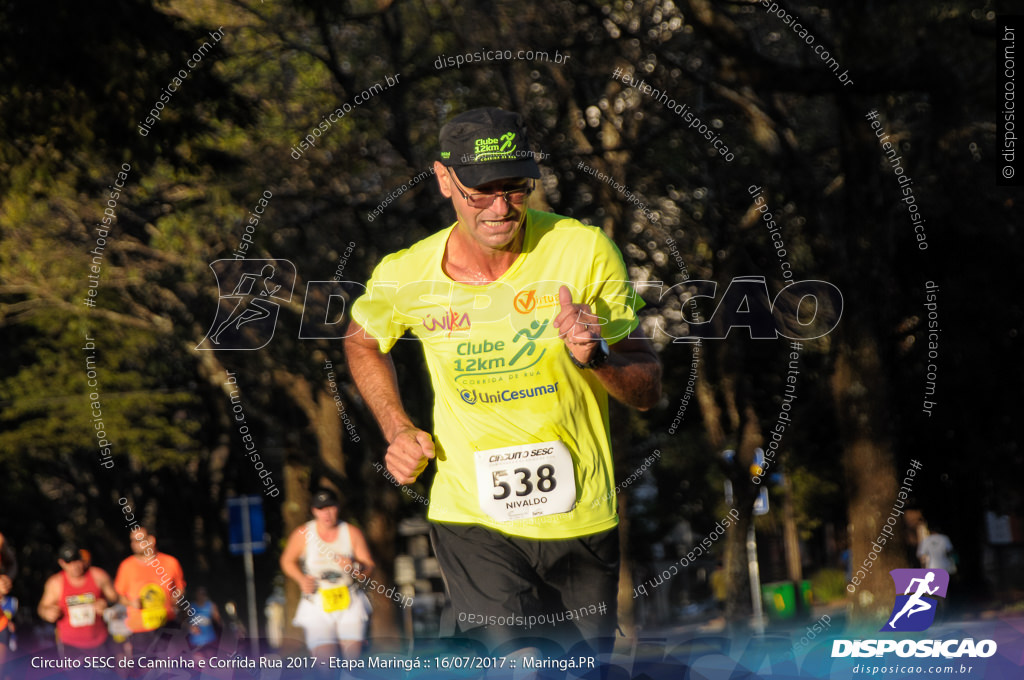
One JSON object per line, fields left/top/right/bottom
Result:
{"left": 37, "top": 543, "right": 118, "bottom": 657}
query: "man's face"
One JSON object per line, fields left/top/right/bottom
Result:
{"left": 130, "top": 530, "right": 153, "bottom": 556}
{"left": 59, "top": 558, "right": 86, "bottom": 578}
{"left": 312, "top": 505, "right": 338, "bottom": 525}
{"left": 435, "top": 162, "right": 530, "bottom": 254}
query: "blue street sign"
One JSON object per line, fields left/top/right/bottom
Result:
{"left": 753, "top": 487, "right": 770, "bottom": 516}
{"left": 228, "top": 495, "right": 266, "bottom": 555}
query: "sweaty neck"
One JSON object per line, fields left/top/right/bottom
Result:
{"left": 443, "top": 219, "right": 526, "bottom": 284}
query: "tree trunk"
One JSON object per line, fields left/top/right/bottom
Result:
{"left": 831, "top": 338, "right": 906, "bottom": 622}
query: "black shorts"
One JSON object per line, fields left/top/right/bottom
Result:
{"left": 429, "top": 521, "right": 619, "bottom": 652}
{"left": 129, "top": 622, "right": 181, "bottom": 658}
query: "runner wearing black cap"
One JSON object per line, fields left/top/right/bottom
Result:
{"left": 38, "top": 543, "right": 118, "bottom": 658}
{"left": 280, "top": 488, "right": 375, "bottom": 663}
{"left": 345, "top": 107, "right": 661, "bottom": 650}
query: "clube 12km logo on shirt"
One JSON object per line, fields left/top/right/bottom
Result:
{"left": 832, "top": 569, "right": 997, "bottom": 659}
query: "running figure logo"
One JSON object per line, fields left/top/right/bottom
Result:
{"left": 881, "top": 569, "right": 949, "bottom": 632}
{"left": 197, "top": 259, "right": 296, "bottom": 350}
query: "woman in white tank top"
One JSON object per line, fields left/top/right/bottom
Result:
{"left": 280, "top": 488, "right": 376, "bottom": 662}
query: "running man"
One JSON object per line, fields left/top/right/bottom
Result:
{"left": 345, "top": 107, "right": 661, "bottom": 650}
{"left": 888, "top": 571, "right": 939, "bottom": 628}
{"left": 917, "top": 523, "right": 956, "bottom": 573}
{"left": 37, "top": 543, "right": 118, "bottom": 658}
{"left": 280, "top": 488, "right": 375, "bottom": 664}
{"left": 114, "top": 528, "right": 186, "bottom": 657}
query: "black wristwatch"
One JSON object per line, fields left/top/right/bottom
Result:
{"left": 566, "top": 338, "right": 610, "bottom": 370}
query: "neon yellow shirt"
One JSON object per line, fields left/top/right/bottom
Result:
{"left": 350, "top": 210, "right": 643, "bottom": 539}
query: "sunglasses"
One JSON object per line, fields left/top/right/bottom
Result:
{"left": 449, "top": 172, "right": 534, "bottom": 209}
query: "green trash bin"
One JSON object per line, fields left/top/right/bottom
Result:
{"left": 762, "top": 581, "right": 813, "bottom": 620}
{"left": 762, "top": 581, "right": 796, "bottom": 619}
{"left": 799, "top": 579, "right": 813, "bottom": 608}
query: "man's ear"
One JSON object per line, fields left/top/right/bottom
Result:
{"left": 435, "top": 161, "right": 453, "bottom": 198}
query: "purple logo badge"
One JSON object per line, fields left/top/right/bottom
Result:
{"left": 881, "top": 569, "right": 949, "bottom": 632}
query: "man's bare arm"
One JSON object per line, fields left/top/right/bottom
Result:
{"left": 593, "top": 334, "right": 662, "bottom": 410}
{"left": 553, "top": 286, "right": 661, "bottom": 410}
{"left": 94, "top": 568, "right": 119, "bottom": 606}
{"left": 37, "top": 574, "right": 63, "bottom": 623}
{"left": 344, "top": 321, "right": 435, "bottom": 483}
{"left": 280, "top": 527, "right": 316, "bottom": 594}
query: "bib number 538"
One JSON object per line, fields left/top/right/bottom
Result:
{"left": 492, "top": 465, "right": 557, "bottom": 499}
{"left": 475, "top": 441, "right": 575, "bottom": 522}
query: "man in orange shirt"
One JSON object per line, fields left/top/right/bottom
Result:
{"left": 114, "top": 528, "right": 187, "bottom": 656}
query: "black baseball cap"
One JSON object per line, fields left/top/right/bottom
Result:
{"left": 58, "top": 543, "right": 82, "bottom": 562}
{"left": 311, "top": 488, "right": 340, "bottom": 509}
{"left": 439, "top": 107, "right": 542, "bottom": 187}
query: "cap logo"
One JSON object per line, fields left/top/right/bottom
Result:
{"left": 473, "top": 131, "right": 517, "bottom": 162}
{"left": 441, "top": 151, "right": 450, "bottom": 159}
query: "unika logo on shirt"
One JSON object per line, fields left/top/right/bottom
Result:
{"left": 881, "top": 569, "right": 949, "bottom": 632}
{"left": 422, "top": 309, "right": 471, "bottom": 333}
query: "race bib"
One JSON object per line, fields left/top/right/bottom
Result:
{"left": 141, "top": 606, "right": 167, "bottom": 630}
{"left": 139, "top": 584, "right": 168, "bottom": 630}
{"left": 66, "top": 594, "right": 96, "bottom": 628}
{"left": 475, "top": 440, "right": 576, "bottom": 522}
{"left": 321, "top": 586, "right": 351, "bottom": 613}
